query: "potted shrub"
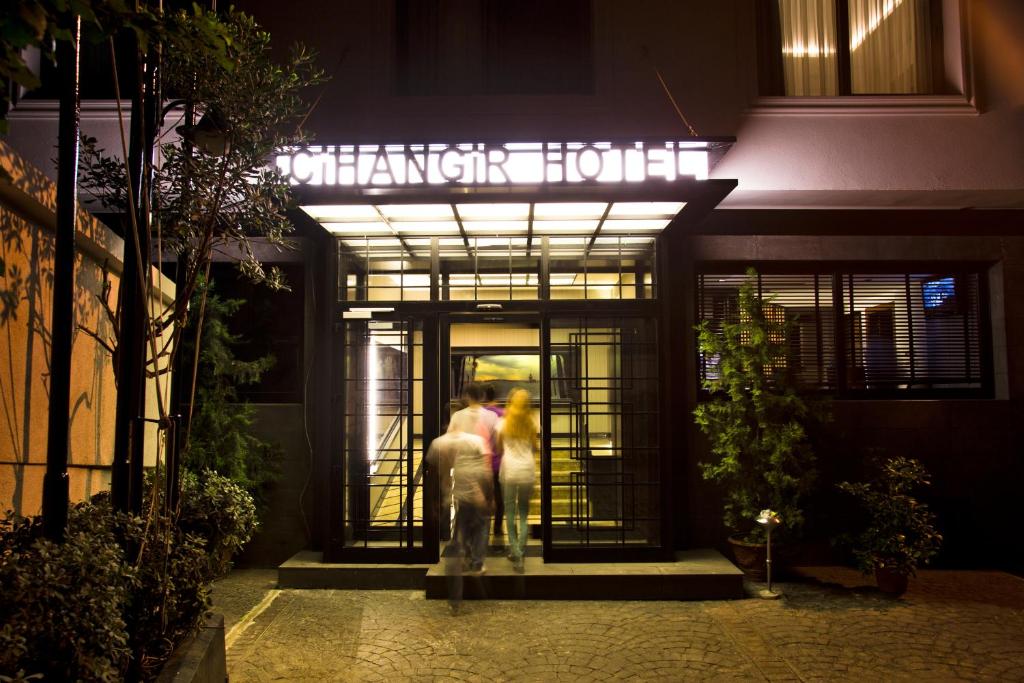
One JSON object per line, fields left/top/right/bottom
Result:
{"left": 694, "top": 269, "right": 825, "bottom": 579}
{"left": 837, "top": 456, "right": 943, "bottom": 595}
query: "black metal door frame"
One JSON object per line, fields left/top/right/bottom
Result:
{"left": 540, "top": 309, "right": 671, "bottom": 563}
{"left": 325, "top": 300, "right": 670, "bottom": 564}
{"left": 327, "top": 311, "right": 441, "bottom": 563}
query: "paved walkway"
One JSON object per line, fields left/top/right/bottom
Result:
{"left": 213, "top": 567, "right": 1024, "bottom": 681}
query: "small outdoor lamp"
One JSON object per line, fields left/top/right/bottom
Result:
{"left": 176, "top": 107, "right": 231, "bottom": 157}
{"left": 755, "top": 509, "right": 782, "bottom": 598}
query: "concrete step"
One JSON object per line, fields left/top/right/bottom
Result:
{"left": 424, "top": 549, "right": 744, "bottom": 600}
{"left": 279, "top": 549, "right": 744, "bottom": 600}
{"left": 278, "top": 551, "right": 430, "bottom": 589}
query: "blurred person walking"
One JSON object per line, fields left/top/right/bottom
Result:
{"left": 483, "top": 384, "right": 506, "bottom": 538}
{"left": 426, "top": 428, "right": 489, "bottom": 612}
{"left": 447, "top": 383, "right": 497, "bottom": 574}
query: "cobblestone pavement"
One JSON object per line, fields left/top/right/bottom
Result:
{"left": 214, "top": 567, "right": 1024, "bottom": 681}
{"left": 211, "top": 568, "right": 279, "bottom": 633}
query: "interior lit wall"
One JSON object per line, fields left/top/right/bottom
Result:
{"left": 450, "top": 323, "right": 539, "bottom": 349}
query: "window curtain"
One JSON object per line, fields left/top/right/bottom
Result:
{"left": 778, "top": 0, "right": 839, "bottom": 96}
{"left": 849, "top": 0, "right": 932, "bottom": 94}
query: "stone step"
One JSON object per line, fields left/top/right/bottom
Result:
{"left": 278, "top": 551, "right": 429, "bottom": 589}
{"left": 424, "top": 549, "right": 744, "bottom": 600}
{"left": 279, "top": 549, "right": 745, "bottom": 601}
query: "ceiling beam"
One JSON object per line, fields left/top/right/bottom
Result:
{"left": 371, "top": 205, "right": 415, "bottom": 258}
{"left": 450, "top": 203, "right": 472, "bottom": 256}
{"left": 584, "top": 202, "right": 614, "bottom": 258}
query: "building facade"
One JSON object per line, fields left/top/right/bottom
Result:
{"left": 5, "top": 0, "right": 1023, "bottom": 569}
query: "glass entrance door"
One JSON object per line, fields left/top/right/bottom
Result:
{"left": 445, "top": 316, "right": 544, "bottom": 546}
{"left": 332, "top": 310, "right": 665, "bottom": 563}
{"left": 336, "top": 315, "right": 439, "bottom": 562}
{"left": 543, "top": 314, "right": 664, "bottom": 561}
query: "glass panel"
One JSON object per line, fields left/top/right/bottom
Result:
{"left": 550, "top": 237, "right": 656, "bottom": 300}
{"left": 342, "top": 237, "right": 431, "bottom": 302}
{"left": 849, "top": 0, "right": 932, "bottom": 94}
{"left": 443, "top": 237, "right": 539, "bottom": 301}
{"left": 549, "top": 317, "right": 661, "bottom": 549}
{"left": 339, "top": 234, "right": 658, "bottom": 302}
{"left": 447, "top": 271, "right": 539, "bottom": 301}
{"left": 762, "top": 274, "right": 837, "bottom": 388}
{"left": 777, "top": 0, "right": 839, "bottom": 95}
{"left": 698, "top": 272, "right": 836, "bottom": 390}
{"left": 343, "top": 320, "right": 425, "bottom": 549}
{"left": 361, "top": 266, "right": 431, "bottom": 301}
{"left": 840, "top": 272, "right": 982, "bottom": 389}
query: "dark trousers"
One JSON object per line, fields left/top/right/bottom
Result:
{"left": 492, "top": 470, "right": 504, "bottom": 535}
{"left": 454, "top": 502, "right": 488, "bottom": 570}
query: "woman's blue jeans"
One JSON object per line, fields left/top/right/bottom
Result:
{"left": 502, "top": 482, "right": 533, "bottom": 560}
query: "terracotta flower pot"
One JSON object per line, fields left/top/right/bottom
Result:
{"left": 874, "top": 567, "right": 909, "bottom": 595}
{"left": 728, "top": 535, "right": 768, "bottom": 581}
{"left": 728, "top": 534, "right": 798, "bottom": 582}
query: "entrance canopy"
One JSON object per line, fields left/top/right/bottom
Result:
{"left": 280, "top": 138, "right": 736, "bottom": 260}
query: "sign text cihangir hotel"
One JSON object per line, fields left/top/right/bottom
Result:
{"left": 275, "top": 141, "right": 711, "bottom": 187}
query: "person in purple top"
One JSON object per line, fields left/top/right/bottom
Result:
{"left": 483, "top": 384, "right": 505, "bottom": 538}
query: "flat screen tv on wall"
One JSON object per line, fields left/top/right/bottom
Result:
{"left": 921, "top": 276, "right": 958, "bottom": 316}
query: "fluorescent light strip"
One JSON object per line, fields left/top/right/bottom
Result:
{"left": 315, "top": 201, "right": 686, "bottom": 257}
{"left": 367, "top": 337, "right": 378, "bottom": 474}
{"left": 607, "top": 202, "right": 685, "bottom": 218}
{"left": 533, "top": 202, "right": 608, "bottom": 220}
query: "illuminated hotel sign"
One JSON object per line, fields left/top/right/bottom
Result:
{"left": 275, "top": 141, "right": 711, "bottom": 187}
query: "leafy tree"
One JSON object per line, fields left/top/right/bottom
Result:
{"left": 76, "top": 7, "right": 322, "bottom": 484}
{"left": 180, "top": 285, "right": 280, "bottom": 514}
{"left": 694, "top": 268, "right": 825, "bottom": 541}
{"left": 2, "top": 6, "right": 294, "bottom": 678}
{"left": 1, "top": 1, "right": 229, "bottom": 135}
{"left": 79, "top": 6, "right": 322, "bottom": 375}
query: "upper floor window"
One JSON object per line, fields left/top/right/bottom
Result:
{"left": 395, "top": 0, "right": 593, "bottom": 96}
{"left": 758, "top": 0, "right": 953, "bottom": 96}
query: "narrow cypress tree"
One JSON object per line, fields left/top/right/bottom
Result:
{"left": 694, "top": 268, "right": 826, "bottom": 541}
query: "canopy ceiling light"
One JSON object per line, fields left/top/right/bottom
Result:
{"left": 303, "top": 200, "right": 685, "bottom": 259}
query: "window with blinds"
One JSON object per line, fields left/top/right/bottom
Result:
{"left": 697, "top": 269, "right": 988, "bottom": 395}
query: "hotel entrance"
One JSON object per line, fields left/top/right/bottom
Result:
{"left": 291, "top": 138, "right": 736, "bottom": 563}
{"left": 334, "top": 308, "right": 662, "bottom": 564}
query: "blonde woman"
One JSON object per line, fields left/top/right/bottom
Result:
{"left": 496, "top": 388, "right": 538, "bottom": 572}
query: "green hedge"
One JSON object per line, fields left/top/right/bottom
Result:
{"left": 0, "top": 470, "right": 256, "bottom": 681}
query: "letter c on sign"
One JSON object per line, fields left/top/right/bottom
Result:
{"left": 291, "top": 149, "right": 314, "bottom": 185}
